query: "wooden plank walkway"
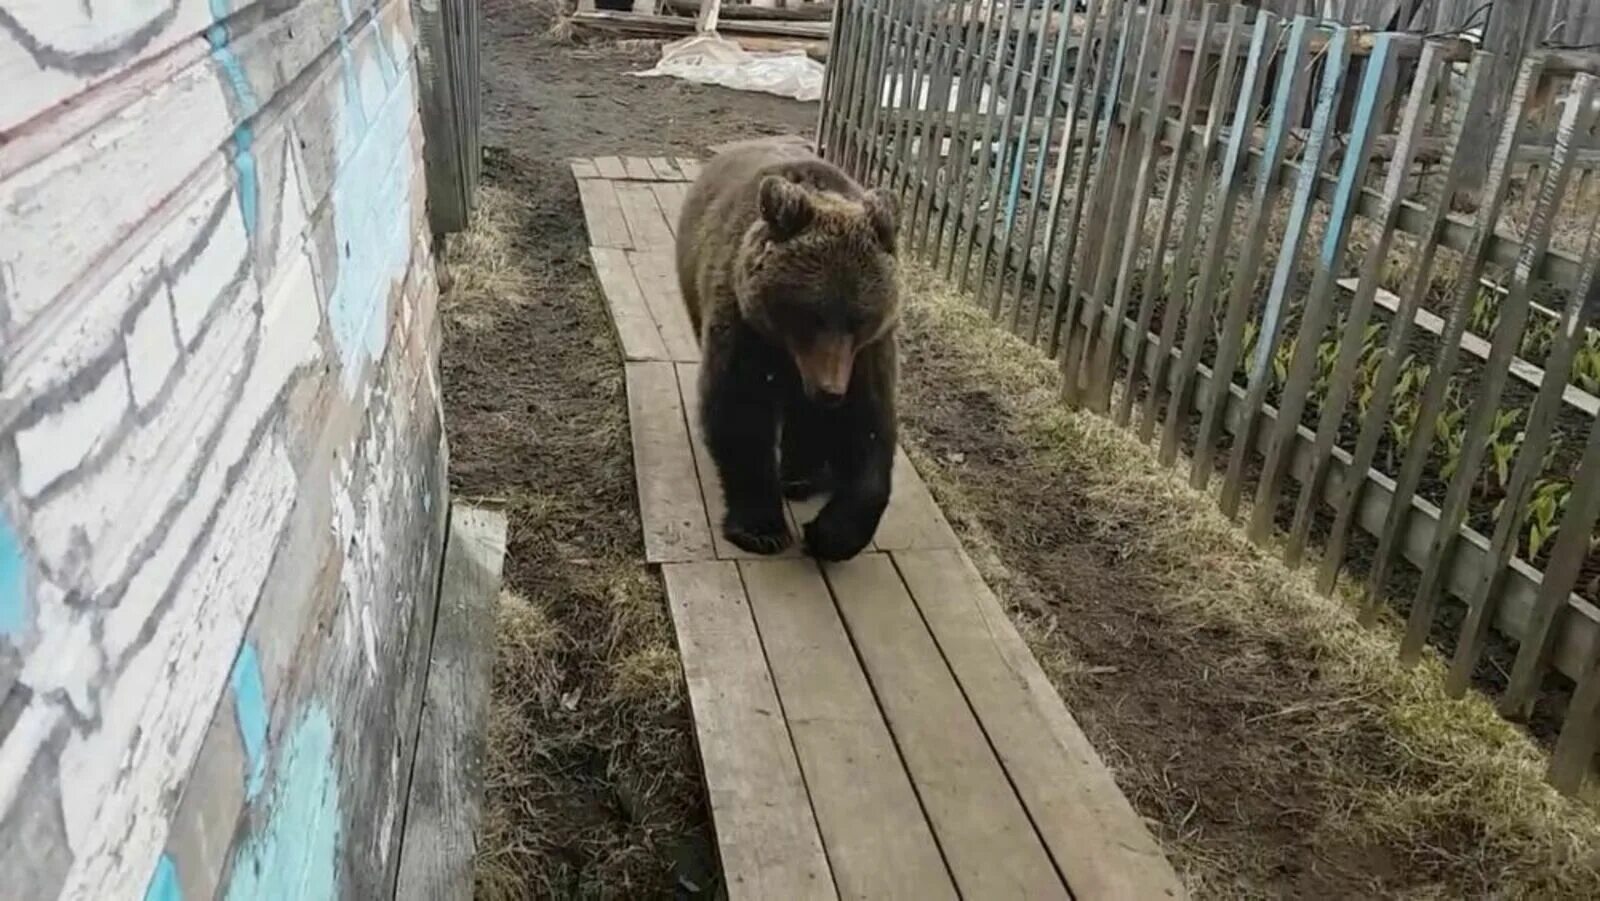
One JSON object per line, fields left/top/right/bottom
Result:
{"left": 572, "top": 157, "right": 1184, "bottom": 900}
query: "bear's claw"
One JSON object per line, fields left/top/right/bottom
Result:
{"left": 724, "top": 512, "right": 793, "bottom": 555}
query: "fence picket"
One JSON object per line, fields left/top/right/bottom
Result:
{"left": 1189, "top": 16, "right": 1317, "bottom": 490}
{"left": 938, "top": 0, "right": 1005, "bottom": 275}
{"left": 1006, "top": 0, "right": 1083, "bottom": 335}
{"left": 955, "top": 0, "right": 1021, "bottom": 291}
{"left": 1450, "top": 190, "right": 1600, "bottom": 698}
{"left": 1029, "top": 0, "right": 1114, "bottom": 345}
{"left": 1140, "top": 3, "right": 1250, "bottom": 441}
{"left": 1086, "top": 1, "right": 1194, "bottom": 412}
{"left": 979, "top": 0, "right": 1051, "bottom": 318}
{"left": 1160, "top": 14, "right": 1293, "bottom": 466}
{"left": 1358, "top": 55, "right": 1546, "bottom": 623}
{"left": 1399, "top": 76, "right": 1598, "bottom": 665}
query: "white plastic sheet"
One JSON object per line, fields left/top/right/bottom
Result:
{"left": 631, "top": 33, "right": 825, "bottom": 103}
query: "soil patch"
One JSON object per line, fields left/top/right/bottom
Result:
{"left": 893, "top": 263, "right": 1600, "bottom": 898}
{"left": 442, "top": 3, "right": 813, "bottom": 896}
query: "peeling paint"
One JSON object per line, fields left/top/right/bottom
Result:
{"left": 230, "top": 642, "right": 269, "bottom": 800}
{"left": 143, "top": 853, "right": 182, "bottom": 901}
{"left": 0, "top": 513, "right": 26, "bottom": 637}
{"left": 224, "top": 704, "right": 341, "bottom": 901}
{"left": 326, "top": 41, "right": 416, "bottom": 395}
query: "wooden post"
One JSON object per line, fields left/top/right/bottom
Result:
{"left": 1455, "top": 1, "right": 1547, "bottom": 205}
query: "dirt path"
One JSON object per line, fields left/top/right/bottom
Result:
{"left": 445, "top": 3, "right": 1600, "bottom": 898}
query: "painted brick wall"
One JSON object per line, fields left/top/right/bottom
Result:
{"left": 0, "top": 1, "right": 450, "bottom": 898}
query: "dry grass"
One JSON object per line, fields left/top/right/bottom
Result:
{"left": 894, "top": 260, "right": 1600, "bottom": 897}
{"left": 445, "top": 178, "right": 712, "bottom": 898}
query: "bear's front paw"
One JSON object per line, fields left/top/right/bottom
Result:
{"left": 802, "top": 506, "right": 876, "bottom": 562}
{"left": 724, "top": 508, "right": 793, "bottom": 555}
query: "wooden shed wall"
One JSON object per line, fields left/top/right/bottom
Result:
{"left": 0, "top": 0, "right": 449, "bottom": 898}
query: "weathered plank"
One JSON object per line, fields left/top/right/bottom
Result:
{"left": 674, "top": 363, "right": 803, "bottom": 560}
{"left": 625, "top": 249, "right": 701, "bottom": 362}
{"left": 872, "top": 447, "right": 960, "bottom": 551}
{"left": 1140, "top": 3, "right": 1250, "bottom": 441}
{"left": 1189, "top": 15, "right": 1316, "bottom": 489}
{"left": 1318, "top": 53, "right": 1533, "bottom": 603}
{"left": 660, "top": 561, "right": 836, "bottom": 900}
{"left": 1342, "top": 278, "right": 1600, "bottom": 417}
{"left": 1066, "top": 0, "right": 1163, "bottom": 405}
{"left": 615, "top": 181, "right": 676, "bottom": 250}
{"left": 896, "top": 548, "right": 1184, "bottom": 899}
{"left": 739, "top": 559, "right": 956, "bottom": 900}
{"left": 626, "top": 361, "right": 717, "bottom": 563}
{"left": 395, "top": 505, "right": 509, "bottom": 901}
{"left": 1220, "top": 24, "right": 1357, "bottom": 516}
{"left": 649, "top": 181, "right": 689, "bottom": 234}
{"left": 647, "top": 156, "right": 683, "bottom": 180}
{"left": 623, "top": 156, "right": 657, "bottom": 180}
{"left": 1005, "top": 0, "right": 1084, "bottom": 335}
{"left": 975, "top": 0, "right": 1051, "bottom": 316}
{"left": 824, "top": 554, "right": 1068, "bottom": 899}
{"left": 576, "top": 177, "right": 634, "bottom": 248}
{"left": 1085, "top": 0, "right": 1190, "bottom": 409}
{"left": 1286, "top": 48, "right": 1476, "bottom": 567}
{"left": 1159, "top": 12, "right": 1280, "bottom": 466}
{"left": 1449, "top": 199, "right": 1600, "bottom": 697}
{"left": 1026, "top": 0, "right": 1111, "bottom": 344}
{"left": 593, "top": 155, "right": 628, "bottom": 179}
{"left": 589, "top": 247, "right": 671, "bottom": 360}
{"left": 570, "top": 158, "right": 600, "bottom": 180}
{"left": 675, "top": 157, "right": 704, "bottom": 181}
{"left": 1395, "top": 73, "right": 1592, "bottom": 659}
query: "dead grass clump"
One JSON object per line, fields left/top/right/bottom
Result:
{"left": 444, "top": 163, "right": 711, "bottom": 898}
{"left": 894, "top": 260, "right": 1600, "bottom": 897}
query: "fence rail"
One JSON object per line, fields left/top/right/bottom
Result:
{"left": 818, "top": 0, "right": 1600, "bottom": 793}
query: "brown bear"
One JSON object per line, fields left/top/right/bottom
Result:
{"left": 675, "top": 141, "right": 899, "bottom": 561}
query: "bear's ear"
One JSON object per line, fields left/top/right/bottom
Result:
{"left": 862, "top": 189, "right": 898, "bottom": 255}
{"left": 758, "top": 175, "right": 814, "bottom": 241}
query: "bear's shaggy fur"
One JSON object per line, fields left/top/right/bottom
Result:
{"left": 675, "top": 142, "right": 899, "bottom": 560}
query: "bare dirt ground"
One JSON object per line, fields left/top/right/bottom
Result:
{"left": 444, "top": 2, "right": 1600, "bottom": 897}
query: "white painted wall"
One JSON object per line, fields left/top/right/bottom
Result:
{"left": 0, "top": 1, "right": 449, "bottom": 898}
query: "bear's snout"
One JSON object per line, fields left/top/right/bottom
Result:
{"left": 792, "top": 334, "right": 854, "bottom": 405}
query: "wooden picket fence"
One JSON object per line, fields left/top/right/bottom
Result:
{"left": 817, "top": 0, "right": 1600, "bottom": 793}
{"left": 416, "top": 0, "right": 483, "bottom": 234}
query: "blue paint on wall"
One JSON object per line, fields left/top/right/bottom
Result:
{"left": 206, "top": 1, "right": 261, "bottom": 237}
{"left": 0, "top": 515, "right": 26, "bottom": 638}
{"left": 143, "top": 854, "right": 182, "bottom": 901}
{"left": 225, "top": 704, "right": 341, "bottom": 901}
{"left": 326, "top": 45, "right": 416, "bottom": 395}
{"left": 231, "top": 642, "right": 270, "bottom": 800}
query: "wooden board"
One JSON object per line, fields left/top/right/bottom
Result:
{"left": 593, "top": 155, "right": 628, "bottom": 179}
{"left": 576, "top": 177, "right": 634, "bottom": 248}
{"left": 739, "top": 559, "right": 956, "bottom": 900}
{"left": 675, "top": 362, "right": 804, "bottom": 560}
{"left": 648, "top": 156, "right": 684, "bottom": 180}
{"left": 623, "top": 156, "right": 658, "bottom": 180}
{"left": 660, "top": 561, "right": 836, "bottom": 900}
{"left": 569, "top": 158, "right": 600, "bottom": 180}
{"left": 625, "top": 250, "right": 700, "bottom": 362}
{"left": 896, "top": 549, "right": 1185, "bottom": 900}
{"left": 824, "top": 554, "right": 1068, "bottom": 899}
{"left": 615, "top": 181, "right": 676, "bottom": 250}
{"left": 676, "top": 157, "right": 704, "bottom": 181}
{"left": 396, "top": 505, "right": 509, "bottom": 901}
{"left": 650, "top": 182, "right": 689, "bottom": 235}
{"left": 589, "top": 247, "right": 669, "bottom": 361}
{"left": 625, "top": 362, "right": 717, "bottom": 563}
{"left": 872, "top": 447, "right": 959, "bottom": 551}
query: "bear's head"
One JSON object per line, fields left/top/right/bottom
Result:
{"left": 735, "top": 173, "right": 899, "bottom": 406}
